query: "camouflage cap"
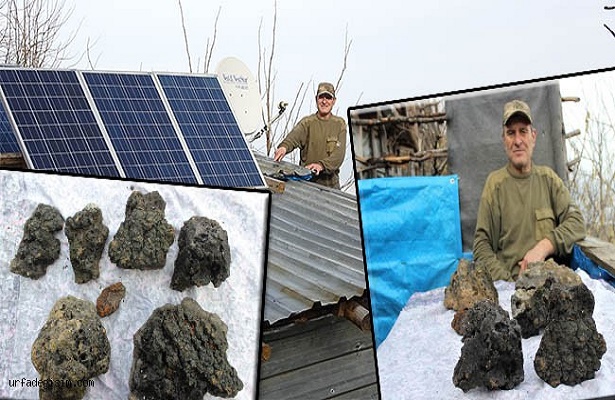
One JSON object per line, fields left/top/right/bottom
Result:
{"left": 502, "top": 100, "right": 533, "bottom": 125}
{"left": 317, "top": 82, "right": 336, "bottom": 98}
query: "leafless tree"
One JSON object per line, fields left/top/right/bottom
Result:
{"left": 567, "top": 83, "right": 615, "bottom": 243}
{"left": 177, "top": 0, "right": 221, "bottom": 74}
{"left": 0, "top": 0, "right": 79, "bottom": 67}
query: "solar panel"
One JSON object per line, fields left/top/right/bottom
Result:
{"left": 83, "top": 72, "right": 198, "bottom": 183}
{"left": 0, "top": 69, "right": 120, "bottom": 176}
{"left": 0, "top": 102, "right": 19, "bottom": 153}
{"left": 157, "top": 74, "right": 265, "bottom": 187}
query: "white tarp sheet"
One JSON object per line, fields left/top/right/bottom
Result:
{"left": 378, "top": 270, "right": 615, "bottom": 400}
{"left": 0, "top": 169, "right": 269, "bottom": 400}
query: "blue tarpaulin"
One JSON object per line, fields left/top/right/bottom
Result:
{"left": 358, "top": 175, "right": 463, "bottom": 347}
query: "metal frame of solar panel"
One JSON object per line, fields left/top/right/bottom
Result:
{"left": 156, "top": 73, "right": 266, "bottom": 188}
{"left": 0, "top": 68, "right": 121, "bottom": 176}
{"left": 82, "top": 71, "right": 199, "bottom": 184}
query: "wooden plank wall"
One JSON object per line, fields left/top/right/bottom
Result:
{"left": 259, "top": 314, "right": 379, "bottom": 399}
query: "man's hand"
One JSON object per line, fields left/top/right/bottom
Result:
{"left": 518, "top": 238, "right": 555, "bottom": 274}
{"left": 273, "top": 147, "right": 287, "bottom": 162}
{"left": 306, "top": 162, "right": 324, "bottom": 175}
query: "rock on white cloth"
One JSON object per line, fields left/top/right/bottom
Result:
{"left": 377, "top": 269, "right": 615, "bottom": 400}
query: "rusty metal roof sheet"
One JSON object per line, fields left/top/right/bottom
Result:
{"left": 256, "top": 154, "right": 366, "bottom": 324}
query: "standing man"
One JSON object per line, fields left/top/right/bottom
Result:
{"left": 273, "top": 82, "right": 347, "bottom": 189}
{"left": 473, "top": 100, "right": 586, "bottom": 281}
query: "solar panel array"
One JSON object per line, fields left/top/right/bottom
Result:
{"left": 0, "top": 69, "right": 121, "bottom": 176}
{"left": 159, "top": 74, "right": 264, "bottom": 187}
{"left": 0, "top": 68, "right": 265, "bottom": 187}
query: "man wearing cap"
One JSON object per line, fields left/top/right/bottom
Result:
{"left": 273, "top": 82, "right": 347, "bottom": 189}
{"left": 473, "top": 99, "right": 586, "bottom": 281}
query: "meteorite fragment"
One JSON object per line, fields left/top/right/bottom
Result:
{"left": 453, "top": 299, "right": 524, "bottom": 392}
{"left": 534, "top": 279, "right": 607, "bottom": 387}
{"left": 96, "top": 281, "right": 126, "bottom": 317}
{"left": 10, "top": 203, "right": 64, "bottom": 279}
{"left": 511, "top": 259, "right": 582, "bottom": 338}
{"left": 444, "top": 259, "right": 498, "bottom": 334}
{"left": 171, "top": 216, "right": 232, "bottom": 291}
{"left": 129, "top": 297, "right": 243, "bottom": 399}
{"left": 65, "top": 204, "right": 109, "bottom": 283}
{"left": 108, "top": 191, "right": 175, "bottom": 270}
{"left": 31, "top": 296, "right": 110, "bottom": 400}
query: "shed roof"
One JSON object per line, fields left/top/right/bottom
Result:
{"left": 255, "top": 154, "right": 367, "bottom": 324}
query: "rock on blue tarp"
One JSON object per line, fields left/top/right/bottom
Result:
{"left": 358, "top": 175, "right": 463, "bottom": 347}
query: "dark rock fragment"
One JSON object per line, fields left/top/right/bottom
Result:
{"left": 453, "top": 299, "right": 524, "bottom": 392}
{"left": 534, "top": 280, "right": 607, "bottom": 387}
{"left": 129, "top": 297, "right": 243, "bottom": 399}
{"left": 108, "top": 191, "right": 175, "bottom": 270}
{"left": 96, "top": 281, "right": 126, "bottom": 317}
{"left": 65, "top": 204, "right": 109, "bottom": 283}
{"left": 444, "top": 259, "right": 498, "bottom": 334}
{"left": 10, "top": 203, "right": 64, "bottom": 279}
{"left": 31, "top": 296, "right": 110, "bottom": 400}
{"left": 511, "top": 259, "right": 582, "bottom": 338}
{"left": 171, "top": 216, "right": 232, "bottom": 291}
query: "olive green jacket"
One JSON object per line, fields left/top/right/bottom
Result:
{"left": 278, "top": 113, "right": 347, "bottom": 189}
{"left": 473, "top": 163, "right": 586, "bottom": 281}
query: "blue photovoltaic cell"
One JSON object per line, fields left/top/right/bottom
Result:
{"left": 0, "top": 102, "right": 19, "bottom": 153}
{"left": 0, "top": 69, "right": 120, "bottom": 176}
{"left": 83, "top": 72, "right": 198, "bottom": 183}
{"left": 157, "top": 74, "right": 264, "bottom": 187}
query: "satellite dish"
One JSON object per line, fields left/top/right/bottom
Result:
{"left": 215, "top": 57, "right": 263, "bottom": 135}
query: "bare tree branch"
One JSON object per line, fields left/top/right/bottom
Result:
{"left": 177, "top": 0, "right": 192, "bottom": 72}
{"left": 0, "top": 0, "right": 79, "bottom": 68}
{"left": 335, "top": 24, "right": 352, "bottom": 96}
{"left": 203, "top": 5, "right": 221, "bottom": 73}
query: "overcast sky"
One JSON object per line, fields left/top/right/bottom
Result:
{"left": 62, "top": 0, "right": 615, "bottom": 187}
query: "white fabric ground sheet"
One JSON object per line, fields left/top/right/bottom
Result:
{"left": 378, "top": 270, "right": 615, "bottom": 400}
{"left": 0, "top": 169, "right": 269, "bottom": 400}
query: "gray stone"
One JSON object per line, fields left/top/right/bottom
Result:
{"left": 453, "top": 299, "right": 524, "bottom": 392}
{"left": 534, "top": 280, "right": 607, "bottom": 387}
{"left": 171, "top": 216, "right": 232, "bottom": 291}
{"left": 444, "top": 259, "right": 498, "bottom": 334}
{"left": 511, "top": 259, "right": 582, "bottom": 338}
{"left": 10, "top": 203, "right": 64, "bottom": 279}
{"left": 31, "top": 296, "right": 110, "bottom": 400}
{"left": 108, "top": 191, "right": 175, "bottom": 270}
{"left": 129, "top": 297, "right": 243, "bottom": 399}
{"left": 65, "top": 204, "right": 109, "bottom": 283}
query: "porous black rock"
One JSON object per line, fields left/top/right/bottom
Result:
{"left": 511, "top": 259, "right": 582, "bottom": 338}
{"left": 534, "top": 280, "right": 607, "bottom": 387}
{"left": 31, "top": 296, "right": 110, "bottom": 400}
{"left": 444, "top": 259, "right": 498, "bottom": 334}
{"left": 10, "top": 203, "right": 64, "bottom": 279}
{"left": 171, "top": 216, "right": 232, "bottom": 291}
{"left": 129, "top": 297, "right": 243, "bottom": 399}
{"left": 108, "top": 191, "right": 175, "bottom": 270}
{"left": 65, "top": 204, "right": 109, "bottom": 283}
{"left": 453, "top": 300, "right": 524, "bottom": 392}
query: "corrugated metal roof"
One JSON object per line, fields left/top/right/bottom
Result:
{"left": 256, "top": 154, "right": 367, "bottom": 324}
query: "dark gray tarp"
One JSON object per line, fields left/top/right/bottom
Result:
{"left": 446, "top": 81, "right": 568, "bottom": 251}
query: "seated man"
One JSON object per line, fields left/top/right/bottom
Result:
{"left": 473, "top": 99, "right": 586, "bottom": 281}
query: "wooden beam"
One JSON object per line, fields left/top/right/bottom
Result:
{"left": 352, "top": 113, "right": 447, "bottom": 126}
{"left": 264, "top": 176, "right": 285, "bottom": 193}
{"left": 564, "top": 129, "right": 581, "bottom": 140}
{"left": 0, "top": 152, "right": 27, "bottom": 169}
{"left": 577, "top": 237, "right": 615, "bottom": 278}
